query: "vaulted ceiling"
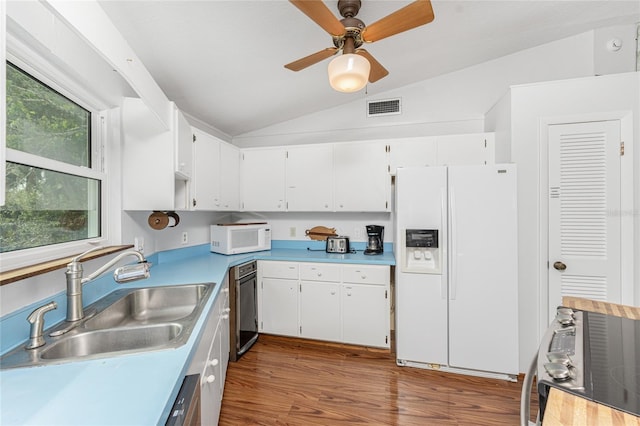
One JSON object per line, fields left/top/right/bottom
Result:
{"left": 98, "top": 1, "right": 640, "bottom": 137}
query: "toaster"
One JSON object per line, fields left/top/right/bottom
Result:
{"left": 326, "top": 236, "right": 350, "bottom": 253}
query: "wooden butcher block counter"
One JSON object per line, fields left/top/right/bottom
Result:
{"left": 542, "top": 297, "right": 640, "bottom": 426}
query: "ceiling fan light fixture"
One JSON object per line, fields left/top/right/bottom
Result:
{"left": 327, "top": 53, "right": 370, "bottom": 93}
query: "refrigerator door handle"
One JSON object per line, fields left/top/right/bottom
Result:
{"left": 449, "top": 187, "right": 457, "bottom": 300}
{"left": 440, "top": 187, "right": 447, "bottom": 299}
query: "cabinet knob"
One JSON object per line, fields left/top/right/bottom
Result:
{"left": 205, "top": 375, "right": 215, "bottom": 383}
{"left": 209, "top": 359, "right": 219, "bottom": 367}
{"left": 222, "top": 287, "right": 229, "bottom": 293}
{"left": 221, "top": 314, "right": 229, "bottom": 320}
{"left": 330, "top": 291, "right": 336, "bottom": 295}
{"left": 361, "top": 275, "right": 366, "bottom": 280}
{"left": 224, "top": 307, "right": 231, "bottom": 313}
{"left": 317, "top": 273, "right": 322, "bottom": 277}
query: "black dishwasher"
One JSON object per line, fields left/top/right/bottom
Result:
{"left": 166, "top": 374, "right": 200, "bottom": 426}
{"left": 229, "top": 260, "right": 259, "bottom": 361}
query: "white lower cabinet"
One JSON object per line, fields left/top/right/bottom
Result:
{"left": 201, "top": 322, "right": 223, "bottom": 426}
{"left": 258, "top": 261, "right": 390, "bottom": 348}
{"left": 185, "top": 278, "right": 229, "bottom": 426}
{"left": 342, "top": 283, "right": 388, "bottom": 347}
{"left": 300, "top": 281, "right": 341, "bottom": 341}
{"left": 260, "top": 277, "right": 299, "bottom": 336}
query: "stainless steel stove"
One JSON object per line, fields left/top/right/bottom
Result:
{"left": 536, "top": 306, "right": 640, "bottom": 421}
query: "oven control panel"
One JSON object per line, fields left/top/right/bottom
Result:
{"left": 537, "top": 307, "right": 585, "bottom": 392}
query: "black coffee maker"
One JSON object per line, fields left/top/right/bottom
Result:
{"left": 364, "top": 225, "right": 384, "bottom": 255}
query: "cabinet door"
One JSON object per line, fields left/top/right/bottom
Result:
{"left": 333, "top": 141, "right": 389, "bottom": 211}
{"left": 387, "top": 137, "right": 437, "bottom": 175}
{"left": 436, "top": 133, "right": 494, "bottom": 166}
{"left": 260, "top": 260, "right": 299, "bottom": 280}
{"left": 286, "top": 145, "right": 333, "bottom": 211}
{"left": 219, "top": 142, "right": 240, "bottom": 210}
{"left": 241, "top": 148, "right": 286, "bottom": 211}
{"left": 174, "top": 107, "right": 193, "bottom": 179}
{"left": 121, "top": 97, "right": 175, "bottom": 210}
{"left": 299, "top": 262, "right": 341, "bottom": 283}
{"left": 219, "top": 280, "right": 230, "bottom": 389}
{"left": 192, "top": 128, "right": 220, "bottom": 210}
{"left": 201, "top": 321, "right": 222, "bottom": 426}
{"left": 342, "top": 284, "right": 389, "bottom": 348}
{"left": 260, "top": 278, "right": 298, "bottom": 336}
{"left": 299, "top": 281, "right": 341, "bottom": 342}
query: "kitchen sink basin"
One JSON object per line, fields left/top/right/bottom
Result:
{"left": 40, "top": 324, "right": 183, "bottom": 360}
{"left": 0, "top": 283, "right": 214, "bottom": 369}
{"left": 84, "top": 284, "right": 209, "bottom": 329}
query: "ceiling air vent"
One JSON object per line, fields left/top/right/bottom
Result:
{"left": 367, "top": 98, "right": 401, "bottom": 117}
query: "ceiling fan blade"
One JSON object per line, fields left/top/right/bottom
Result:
{"left": 285, "top": 47, "right": 339, "bottom": 71}
{"left": 289, "top": 0, "right": 345, "bottom": 37}
{"left": 362, "top": 0, "right": 435, "bottom": 43}
{"left": 356, "top": 49, "right": 389, "bottom": 83}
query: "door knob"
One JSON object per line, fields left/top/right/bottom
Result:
{"left": 553, "top": 261, "right": 567, "bottom": 271}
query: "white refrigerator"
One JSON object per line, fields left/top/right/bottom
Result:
{"left": 394, "top": 165, "right": 518, "bottom": 379}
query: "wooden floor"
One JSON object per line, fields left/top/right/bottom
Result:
{"left": 219, "top": 335, "right": 537, "bottom": 425}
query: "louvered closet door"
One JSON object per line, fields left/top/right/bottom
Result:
{"left": 548, "top": 120, "right": 621, "bottom": 313}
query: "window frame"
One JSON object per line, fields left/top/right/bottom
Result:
{"left": 1, "top": 51, "right": 111, "bottom": 271}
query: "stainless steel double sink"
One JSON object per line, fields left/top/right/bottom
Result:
{"left": 1, "top": 283, "right": 214, "bottom": 369}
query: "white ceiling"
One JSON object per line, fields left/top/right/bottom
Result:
{"left": 98, "top": 0, "right": 640, "bottom": 137}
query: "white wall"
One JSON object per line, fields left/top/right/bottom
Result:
{"left": 232, "top": 212, "right": 393, "bottom": 244}
{"left": 486, "top": 72, "right": 639, "bottom": 372}
{"left": 233, "top": 31, "right": 596, "bottom": 148}
{"left": 121, "top": 211, "right": 232, "bottom": 254}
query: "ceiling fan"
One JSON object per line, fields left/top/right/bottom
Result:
{"left": 285, "top": 0, "right": 435, "bottom": 92}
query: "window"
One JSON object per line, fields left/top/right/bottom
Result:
{"left": 1, "top": 62, "right": 103, "bottom": 253}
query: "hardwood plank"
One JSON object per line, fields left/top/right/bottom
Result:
{"left": 220, "top": 335, "right": 535, "bottom": 425}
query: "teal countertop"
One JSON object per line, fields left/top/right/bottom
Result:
{"left": 0, "top": 242, "right": 394, "bottom": 425}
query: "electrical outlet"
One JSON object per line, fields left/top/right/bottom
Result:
{"left": 134, "top": 237, "right": 145, "bottom": 253}
{"left": 354, "top": 228, "right": 363, "bottom": 239}
{"left": 289, "top": 227, "right": 296, "bottom": 237}
{"left": 181, "top": 232, "right": 188, "bottom": 245}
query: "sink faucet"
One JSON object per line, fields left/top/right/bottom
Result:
{"left": 26, "top": 301, "right": 57, "bottom": 349}
{"left": 65, "top": 247, "right": 150, "bottom": 322}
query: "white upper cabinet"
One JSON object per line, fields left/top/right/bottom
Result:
{"left": 174, "top": 106, "right": 193, "bottom": 180}
{"left": 285, "top": 144, "right": 333, "bottom": 211}
{"left": 192, "top": 128, "right": 240, "bottom": 211}
{"left": 241, "top": 147, "right": 286, "bottom": 211}
{"left": 218, "top": 141, "right": 240, "bottom": 211}
{"left": 122, "top": 97, "right": 180, "bottom": 210}
{"left": 388, "top": 133, "right": 495, "bottom": 175}
{"left": 334, "top": 141, "right": 390, "bottom": 212}
{"left": 388, "top": 137, "right": 438, "bottom": 175}
{"left": 435, "top": 133, "right": 495, "bottom": 166}
{"left": 192, "top": 128, "right": 220, "bottom": 210}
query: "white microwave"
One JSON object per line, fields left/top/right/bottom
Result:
{"left": 210, "top": 223, "right": 271, "bottom": 255}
